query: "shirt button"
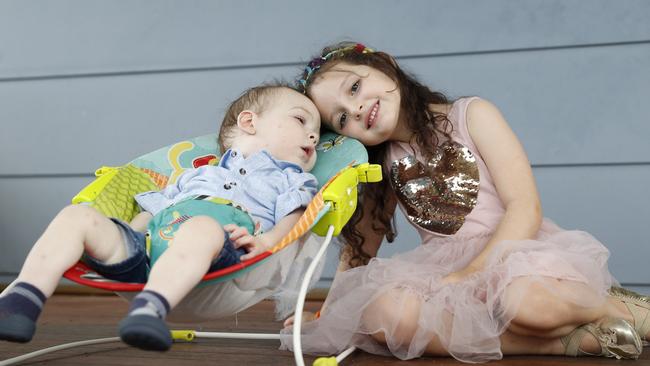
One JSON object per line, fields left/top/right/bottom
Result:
{"left": 239, "top": 168, "right": 246, "bottom": 175}
{"left": 224, "top": 183, "right": 231, "bottom": 190}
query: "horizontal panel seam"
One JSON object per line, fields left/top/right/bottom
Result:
{"left": 1, "top": 39, "right": 649, "bottom": 83}
{"left": 532, "top": 161, "right": 650, "bottom": 168}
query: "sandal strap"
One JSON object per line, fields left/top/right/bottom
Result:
{"left": 561, "top": 325, "right": 592, "bottom": 356}
{"left": 625, "top": 301, "right": 650, "bottom": 342}
{"left": 611, "top": 289, "right": 650, "bottom": 341}
{"left": 561, "top": 319, "right": 642, "bottom": 359}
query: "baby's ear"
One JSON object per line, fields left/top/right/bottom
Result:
{"left": 236, "top": 110, "right": 256, "bottom": 134}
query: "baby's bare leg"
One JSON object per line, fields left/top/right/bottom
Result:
{"left": 0, "top": 204, "right": 125, "bottom": 343}
{"left": 118, "top": 216, "right": 226, "bottom": 351}
{"left": 143, "top": 216, "right": 225, "bottom": 308}
{"left": 16, "top": 204, "right": 126, "bottom": 297}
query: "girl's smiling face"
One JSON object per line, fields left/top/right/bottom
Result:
{"left": 308, "top": 63, "right": 409, "bottom": 146}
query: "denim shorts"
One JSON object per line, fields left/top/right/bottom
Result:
{"left": 81, "top": 218, "right": 150, "bottom": 283}
{"left": 82, "top": 200, "right": 253, "bottom": 284}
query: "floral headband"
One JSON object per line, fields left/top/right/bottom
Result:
{"left": 297, "top": 43, "right": 374, "bottom": 92}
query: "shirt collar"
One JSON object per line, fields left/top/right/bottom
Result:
{"left": 220, "top": 149, "right": 304, "bottom": 172}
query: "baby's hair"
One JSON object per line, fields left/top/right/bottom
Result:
{"left": 218, "top": 82, "right": 295, "bottom": 154}
{"left": 299, "top": 41, "right": 454, "bottom": 267}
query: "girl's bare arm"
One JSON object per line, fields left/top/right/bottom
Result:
{"left": 446, "top": 99, "right": 542, "bottom": 281}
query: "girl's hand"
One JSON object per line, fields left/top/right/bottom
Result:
{"left": 283, "top": 311, "right": 318, "bottom": 328}
{"left": 223, "top": 224, "right": 269, "bottom": 261}
{"left": 441, "top": 265, "right": 480, "bottom": 285}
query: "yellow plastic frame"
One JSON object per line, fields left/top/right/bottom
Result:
{"left": 73, "top": 163, "right": 381, "bottom": 237}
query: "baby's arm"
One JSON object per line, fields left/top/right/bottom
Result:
{"left": 129, "top": 211, "right": 153, "bottom": 233}
{"left": 225, "top": 209, "right": 303, "bottom": 261}
{"left": 134, "top": 167, "right": 202, "bottom": 216}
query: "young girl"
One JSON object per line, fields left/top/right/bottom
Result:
{"left": 281, "top": 42, "right": 649, "bottom": 362}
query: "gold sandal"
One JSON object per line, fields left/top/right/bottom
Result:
{"left": 560, "top": 318, "right": 642, "bottom": 359}
{"left": 609, "top": 286, "right": 650, "bottom": 345}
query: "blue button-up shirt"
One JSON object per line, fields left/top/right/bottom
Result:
{"left": 135, "top": 149, "right": 318, "bottom": 232}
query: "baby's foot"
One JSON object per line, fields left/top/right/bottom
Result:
{"left": 118, "top": 314, "right": 172, "bottom": 351}
{"left": 0, "top": 282, "right": 47, "bottom": 342}
{"left": 0, "top": 313, "right": 36, "bottom": 343}
{"left": 118, "top": 290, "right": 172, "bottom": 351}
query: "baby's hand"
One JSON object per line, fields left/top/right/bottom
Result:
{"left": 223, "top": 224, "right": 269, "bottom": 261}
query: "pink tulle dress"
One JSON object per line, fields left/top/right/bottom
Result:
{"left": 280, "top": 97, "right": 616, "bottom": 362}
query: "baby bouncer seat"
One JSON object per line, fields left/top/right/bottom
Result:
{"left": 0, "top": 132, "right": 380, "bottom": 366}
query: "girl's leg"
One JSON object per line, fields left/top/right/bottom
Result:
{"left": 373, "top": 329, "right": 566, "bottom": 356}
{"left": 364, "top": 287, "right": 601, "bottom": 358}
{"left": 502, "top": 278, "right": 645, "bottom": 358}
{"left": 499, "top": 331, "right": 565, "bottom": 355}
{"left": 505, "top": 278, "right": 636, "bottom": 338}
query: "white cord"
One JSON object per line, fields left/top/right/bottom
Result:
{"left": 293, "top": 225, "right": 335, "bottom": 366}
{"left": 194, "top": 332, "right": 280, "bottom": 340}
{"left": 0, "top": 337, "right": 120, "bottom": 366}
{"left": 336, "top": 346, "right": 357, "bottom": 362}
{"left": 0, "top": 225, "right": 336, "bottom": 366}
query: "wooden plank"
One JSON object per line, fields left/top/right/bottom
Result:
{"left": 0, "top": 295, "right": 647, "bottom": 365}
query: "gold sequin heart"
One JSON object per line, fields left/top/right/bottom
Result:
{"left": 390, "top": 141, "right": 480, "bottom": 235}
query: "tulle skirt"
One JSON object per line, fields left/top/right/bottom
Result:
{"left": 280, "top": 219, "right": 617, "bottom": 362}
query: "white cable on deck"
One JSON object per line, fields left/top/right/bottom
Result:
{"left": 194, "top": 331, "right": 280, "bottom": 340}
{"left": 293, "top": 225, "right": 335, "bottom": 366}
{"left": 336, "top": 346, "right": 357, "bottom": 363}
{"left": 0, "top": 226, "right": 335, "bottom": 366}
{"left": 0, "top": 337, "right": 120, "bottom": 366}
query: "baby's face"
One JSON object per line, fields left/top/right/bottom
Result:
{"left": 253, "top": 88, "right": 321, "bottom": 171}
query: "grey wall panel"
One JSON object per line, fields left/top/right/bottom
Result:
{"left": 2, "top": 43, "right": 648, "bottom": 176}
{"left": 1, "top": 2, "right": 649, "bottom": 291}
{"left": 403, "top": 43, "right": 650, "bottom": 165}
{"left": 319, "top": 165, "right": 650, "bottom": 284}
{"left": 534, "top": 165, "right": 650, "bottom": 284}
{"left": 1, "top": 0, "right": 649, "bottom": 79}
{"left": 0, "top": 66, "right": 294, "bottom": 175}
{"left": 0, "top": 176, "right": 94, "bottom": 273}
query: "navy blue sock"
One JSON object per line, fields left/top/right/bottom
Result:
{"left": 0, "top": 282, "right": 46, "bottom": 321}
{"left": 127, "top": 290, "right": 170, "bottom": 319}
{"left": 0, "top": 282, "right": 47, "bottom": 342}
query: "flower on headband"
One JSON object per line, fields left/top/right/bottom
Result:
{"left": 297, "top": 43, "right": 374, "bottom": 92}
{"left": 308, "top": 57, "right": 326, "bottom": 69}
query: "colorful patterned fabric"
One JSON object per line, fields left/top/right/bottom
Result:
{"left": 89, "top": 164, "right": 159, "bottom": 222}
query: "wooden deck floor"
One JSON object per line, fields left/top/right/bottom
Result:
{"left": 0, "top": 295, "right": 648, "bottom": 365}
